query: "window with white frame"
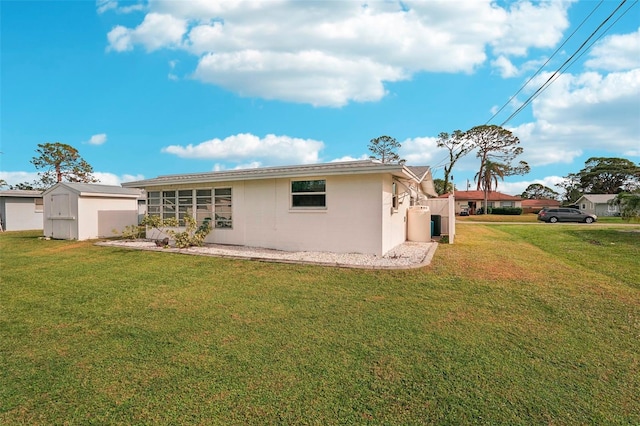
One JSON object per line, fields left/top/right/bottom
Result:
{"left": 214, "top": 188, "right": 232, "bottom": 228}
{"left": 148, "top": 191, "right": 161, "bottom": 217}
{"left": 501, "top": 201, "right": 514, "bottom": 207}
{"left": 196, "top": 189, "right": 212, "bottom": 225}
{"left": 291, "top": 179, "right": 326, "bottom": 208}
{"left": 392, "top": 182, "right": 399, "bottom": 210}
{"left": 147, "top": 189, "right": 221, "bottom": 227}
{"left": 177, "top": 190, "right": 193, "bottom": 225}
{"left": 34, "top": 198, "right": 44, "bottom": 212}
{"left": 162, "top": 191, "right": 177, "bottom": 221}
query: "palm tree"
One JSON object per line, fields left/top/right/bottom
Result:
{"left": 475, "top": 160, "right": 509, "bottom": 214}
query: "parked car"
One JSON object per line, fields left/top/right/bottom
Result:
{"left": 459, "top": 207, "right": 469, "bottom": 216}
{"left": 537, "top": 207, "right": 597, "bottom": 223}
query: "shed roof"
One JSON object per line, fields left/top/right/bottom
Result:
{"left": 0, "top": 190, "right": 43, "bottom": 198}
{"left": 122, "top": 160, "right": 432, "bottom": 188}
{"left": 43, "top": 182, "right": 142, "bottom": 198}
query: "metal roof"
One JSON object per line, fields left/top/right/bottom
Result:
{"left": 43, "top": 182, "right": 142, "bottom": 198}
{"left": 0, "top": 190, "right": 43, "bottom": 198}
{"left": 122, "top": 160, "right": 431, "bottom": 188}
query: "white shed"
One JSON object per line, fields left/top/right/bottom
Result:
{"left": 0, "top": 190, "right": 44, "bottom": 231}
{"left": 43, "top": 183, "right": 142, "bottom": 240}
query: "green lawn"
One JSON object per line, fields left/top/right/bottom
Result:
{"left": 1, "top": 225, "right": 639, "bottom": 425}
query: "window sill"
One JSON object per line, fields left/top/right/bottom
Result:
{"left": 289, "top": 208, "right": 327, "bottom": 213}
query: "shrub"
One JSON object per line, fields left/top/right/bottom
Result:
{"left": 113, "top": 224, "right": 146, "bottom": 240}
{"left": 133, "top": 214, "right": 212, "bottom": 248}
{"left": 169, "top": 215, "right": 212, "bottom": 248}
{"left": 140, "top": 215, "right": 178, "bottom": 244}
{"left": 490, "top": 207, "right": 523, "bottom": 215}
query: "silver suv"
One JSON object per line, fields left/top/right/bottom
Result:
{"left": 537, "top": 207, "right": 597, "bottom": 224}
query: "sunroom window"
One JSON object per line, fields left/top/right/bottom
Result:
{"left": 214, "top": 188, "right": 232, "bottom": 228}
{"left": 291, "top": 179, "right": 326, "bottom": 208}
{"left": 147, "top": 189, "right": 214, "bottom": 226}
{"left": 162, "top": 191, "right": 176, "bottom": 221}
{"left": 147, "top": 191, "right": 161, "bottom": 217}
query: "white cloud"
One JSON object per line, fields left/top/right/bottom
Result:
{"left": 492, "top": 55, "right": 519, "bottom": 78}
{"left": 87, "top": 133, "right": 107, "bottom": 145}
{"left": 0, "top": 171, "right": 40, "bottom": 187}
{"left": 585, "top": 28, "right": 640, "bottom": 72}
{"left": 499, "top": 176, "right": 565, "bottom": 196}
{"left": 162, "top": 133, "right": 324, "bottom": 166}
{"left": 399, "top": 136, "right": 440, "bottom": 165}
{"left": 107, "top": 13, "right": 187, "bottom": 52}
{"left": 194, "top": 50, "right": 404, "bottom": 107}
{"left": 103, "top": 0, "right": 573, "bottom": 106}
{"left": 330, "top": 155, "right": 369, "bottom": 163}
{"left": 94, "top": 172, "right": 145, "bottom": 186}
{"left": 97, "top": 0, "right": 145, "bottom": 14}
{"left": 511, "top": 68, "right": 640, "bottom": 166}
{"left": 491, "top": 0, "right": 572, "bottom": 56}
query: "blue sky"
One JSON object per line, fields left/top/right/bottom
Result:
{"left": 1, "top": 0, "right": 639, "bottom": 196}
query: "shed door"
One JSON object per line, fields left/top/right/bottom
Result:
{"left": 51, "top": 194, "right": 72, "bottom": 239}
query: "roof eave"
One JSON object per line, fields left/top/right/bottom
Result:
{"left": 122, "top": 163, "right": 412, "bottom": 188}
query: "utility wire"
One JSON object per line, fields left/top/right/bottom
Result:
{"left": 511, "top": 0, "right": 638, "bottom": 112}
{"left": 499, "top": 0, "right": 631, "bottom": 127}
{"left": 485, "top": 0, "right": 605, "bottom": 125}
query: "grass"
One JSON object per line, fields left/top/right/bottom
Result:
{"left": 457, "top": 214, "right": 626, "bottom": 223}
{"left": 1, "top": 225, "right": 639, "bottom": 425}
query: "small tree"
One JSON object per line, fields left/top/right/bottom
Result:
{"left": 31, "top": 142, "right": 98, "bottom": 188}
{"left": 466, "top": 125, "right": 527, "bottom": 191}
{"left": 610, "top": 192, "right": 640, "bottom": 222}
{"left": 433, "top": 178, "right": 455, "bottom": 196}
{"left": 555, "top": 173, "right": 583, "bottom": 204}
{"left": 521, "top": 183, "right": 559, "bottom": 200}
{"left": 475, "top": 160, "right": 509, "bottom": 213}
{"left": 368, "top": 135, "right": 405, "bottom": 164}
{"left": 436, "top": 130, "right": 474, "bottom": 195}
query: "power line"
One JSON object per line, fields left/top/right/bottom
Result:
{"left": 503, "top": 0, "right": 638, "bottom": 118}
{"left": 485, "top": 0, "right": 605, "bottom": 125}
{"left": 499, "top": 0, "right": 633, "bottom": 127}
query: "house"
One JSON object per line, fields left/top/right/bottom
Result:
{"left": 43, "top": 182, "right": 142, "bottom": 240}
{"left": 521, "top": 198, "right": 561, "bottom": 214}
{"left": 122, "top": 160, "right": 450, "bottom": 256}
{"left": 0, "top": 190, "right": 44, "bottom": 231}
{"left": 574, "top": 194, "right": 619, "bottom": 217}
{"left": 441, "top": 190, "right": 522, "bottom": 215}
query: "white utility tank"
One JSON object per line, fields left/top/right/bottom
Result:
{"left": 407, "top": 206, "right": 431, "bottom": 242}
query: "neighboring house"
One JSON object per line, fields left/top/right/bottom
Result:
{"left": 0, "top": 190, "right": 44, "bottom": 231}
{"left": 440, "top": 190, "right": 522, "bottom": 215}
{"left": 43, "top": 182, "right": 142, "bottom": 240}
{"left": 521, "top": 198, "right": 561, "bottom": 214}
{"left": 122, "top": 160, "right": 445, "bottom": 256}
{"left": 574, "top": 194, "right": 619, "bottom": 217}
